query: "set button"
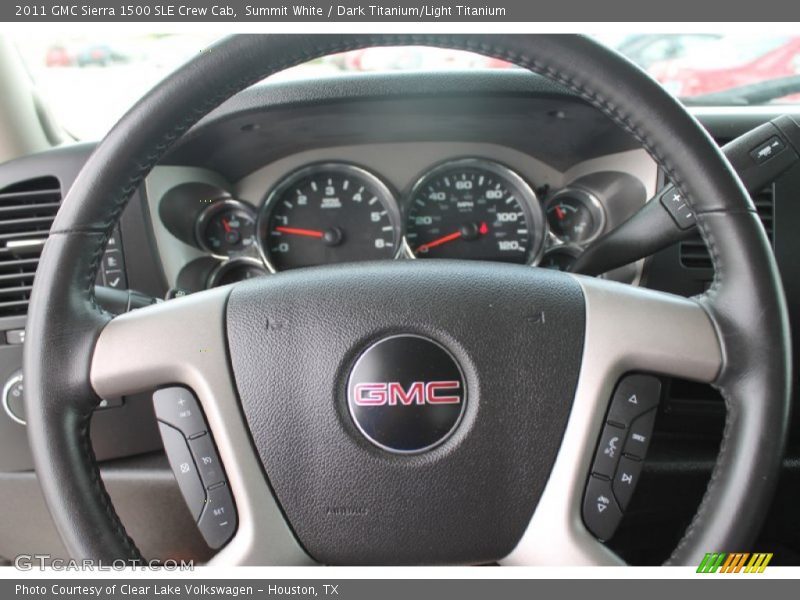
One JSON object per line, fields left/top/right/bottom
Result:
{"left": 198, "top": 484, "right": 237, "bottom": 550}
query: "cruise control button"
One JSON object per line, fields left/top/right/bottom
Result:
{"left": 607, "top": 375, "right": 661, "bottom": 427}
{"left": 198, "top": 484, "right": 237, "bottom": 549}
{"left": 158, "top": 423, "right": 206, "bottom": 520}
{"left": 189, "top": 433, "right": 225, "bottom": 489}
{"left": 624, "top": 409, "right": 657, "bottom": 460}
{"left": 613, "top": 455, "right": 644, "bottom": 511}
{"left": 591, "top": 423, "right": 625, "bottom": 479}
{"left": 153, "top": 387, "right": 207, "bottom": 438}
{"left": 582, "top": 475, "right": 623, "bottom": 541}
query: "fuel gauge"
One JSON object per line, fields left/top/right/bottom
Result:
{"left": 545, "top": 188, "right": 605, "bottom": 245}
{"left": 196, "top": 199, "right": 257, "bottom": 257}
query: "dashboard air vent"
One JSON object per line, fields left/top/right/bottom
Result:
{"left": 679, "top": 185, "right": 774, "bottom": 270}
{"left": 0, "top": 176, "right": 61, "bottom": 317}
{"left": 752, "top": 184, "right": 775, "bottom": 241}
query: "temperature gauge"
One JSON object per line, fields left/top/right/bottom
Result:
{"left": 545, "top": 188, "right": 605, "bottom": 245}
{"left": 196, "top": 199, "right": 257, "bottom": 258}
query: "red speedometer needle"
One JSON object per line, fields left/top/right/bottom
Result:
{"left": 554, "top": 206, "right": 566, "bottom": 220}
{"left": 274, "top": 226, "right": 324, "bottom": 238}
{"left": 416, "top": 230, "right": 463, "bottom": 253}
{"left": 221, "top": 218, "right": 232, "bottom": 233}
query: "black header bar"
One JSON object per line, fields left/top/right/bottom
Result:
{"left": 3, "top": 0, "right": 800, "bottom": 22}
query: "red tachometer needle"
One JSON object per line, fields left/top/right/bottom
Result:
{"left": 416, "top": 230, "right": 463, "bottom": 253}
{"left": 554, "top": 206, "right": 566, "bottom": 221}
{"left": 221, "top": 218, "right": 232, "bottom": 233}
{"left": 274, "top": 226, "right": 324, "bottom": 238}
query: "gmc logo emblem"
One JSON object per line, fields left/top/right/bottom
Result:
{"left": 353, "top": 381, "right": 462, "bottom": 406}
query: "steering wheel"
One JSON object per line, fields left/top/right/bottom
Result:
{"left": 24, "top": 35, "right": 791, "bottom": 566}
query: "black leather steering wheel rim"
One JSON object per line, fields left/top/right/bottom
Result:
{"left": 24, "top": 34, "right": 791, "bottom": 565}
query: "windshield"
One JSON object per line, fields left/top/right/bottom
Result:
{"left": 11, "top": 33, "right": 800, "bottom": 140}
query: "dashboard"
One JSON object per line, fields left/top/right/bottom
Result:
{"left": 0, "top": 70, "right": 799, "bottom": 564}
{"left": 149, "top": 141, "right": 653, "bottom": 291}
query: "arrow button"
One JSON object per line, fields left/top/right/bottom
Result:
{"left": 583, "top": 475, "right": 623, "bottom": 542}
{"left": 607, "top": 375, "right": 661, "bottom": 427}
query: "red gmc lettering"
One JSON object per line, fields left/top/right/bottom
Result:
{"left": 387, "top": 382, "right": 424, "bottom": 405}
{"left": 425, "top": 381, "right": 461, "bottom": 404}
{"left": 352, "top": 383, "right": 387, "bottom": 405}
{"left": 353, "top": 381, "right": 461, "bottom": 406}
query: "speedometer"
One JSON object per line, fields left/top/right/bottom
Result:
{"left": 258, "top": 163, "right": 403, "bottom": 271}
{"left": 405, "top": 159, "right": 545, "bottom": 264}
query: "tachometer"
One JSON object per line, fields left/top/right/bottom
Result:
{"left": 405, "top": 159, "right": 545, "bottom": 264}
{"left": 258, "top": 163, "right": 402, "bottom": 271}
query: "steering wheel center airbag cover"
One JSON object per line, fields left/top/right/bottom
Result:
{"left": 347, "top": 334, "right": 467, "bottom": 454}
{"left": 226, "top": 261, "right": 585, "bottom": 564}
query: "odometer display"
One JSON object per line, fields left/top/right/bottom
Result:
{"left": 259, "top": 164, "right": 401, "bottom": 271}
{"left": 406, "top": 159, "right": 544, "bottom": 264}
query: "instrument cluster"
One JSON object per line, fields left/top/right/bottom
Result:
{"left": 187, "top": 158, "right": 609, "bottom": 286}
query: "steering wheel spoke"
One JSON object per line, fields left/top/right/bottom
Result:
{"left": 502, "top": 277, "right": 722, "bottom": 565}
{"left": 573, "top": 276, "right": 722, "bottom": 384}
{"left": 90, "top": 287, "right": 310, "bottom": 565}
